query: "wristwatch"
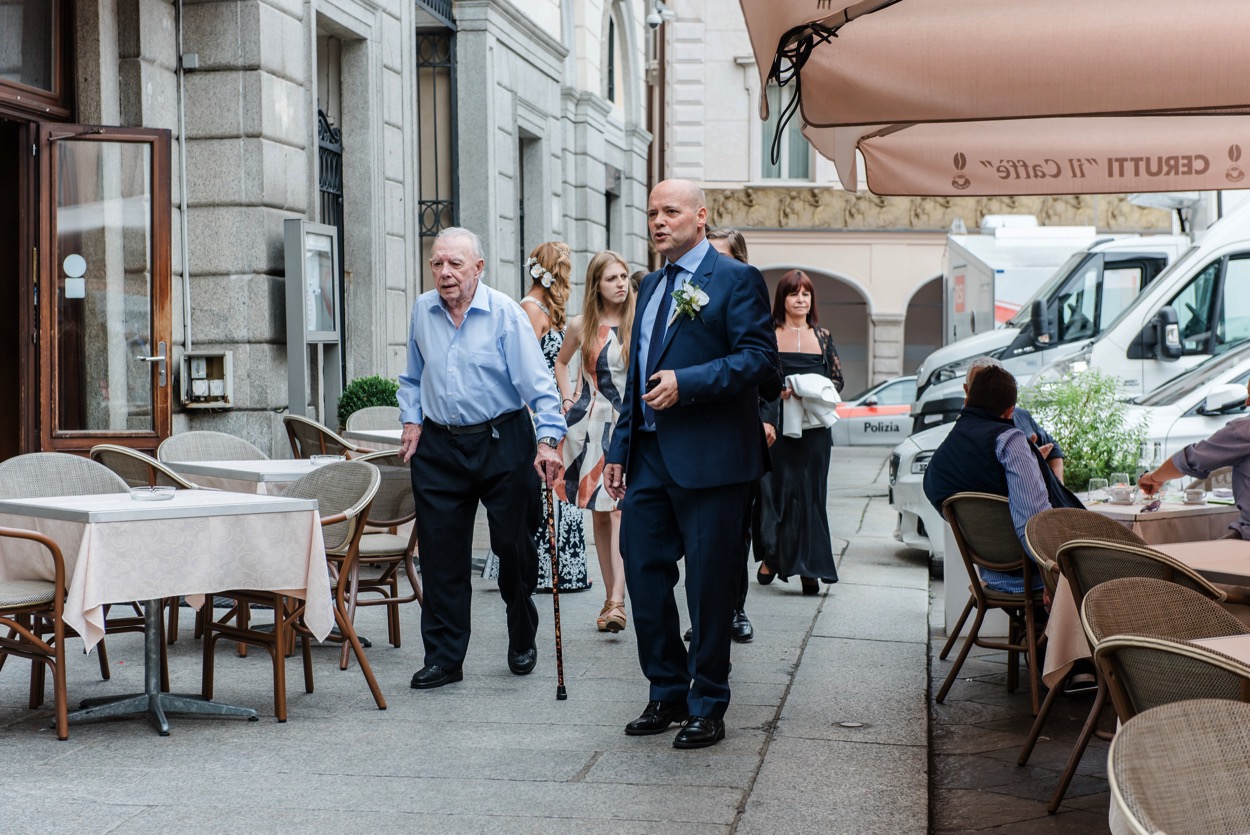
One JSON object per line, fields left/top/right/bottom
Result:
{"left": 537, "top": 436, "right": 558, "bottom": 449}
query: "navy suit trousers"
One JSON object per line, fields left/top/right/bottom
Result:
{"left": 621, "top": 431, "right": 754, "bottom": 719}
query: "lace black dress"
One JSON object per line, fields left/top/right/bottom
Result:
{"left": 752, "top": 328, "right": 845, "bottom": 584}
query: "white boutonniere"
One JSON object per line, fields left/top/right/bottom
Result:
{"left": 669, "top": 281, "right": 710, "bottom": 325}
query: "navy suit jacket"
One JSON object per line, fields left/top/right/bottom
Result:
{"left": 607, "top": 245, "right": 782, "bottom": 489}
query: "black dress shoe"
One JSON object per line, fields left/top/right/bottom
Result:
{"left": 410, "top": 664, "right": 463, "bottom": 689}
{"left": 508, "top": 646, "right": 537, "bottom": 675}
{"left": 625, "top": 700, "right": 689, "bottom": 736}
{"left": 674, "top": 716, "right": 725, "bottom": 749}
{"left": 730, "top": 610, "right": 754, "bottom": 643}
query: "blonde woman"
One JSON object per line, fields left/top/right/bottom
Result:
{"left": 520, "top": 241, "right": 591, "bottom": 592}
{"left": 555, "top": 251, "right": 635, "bottom": 632}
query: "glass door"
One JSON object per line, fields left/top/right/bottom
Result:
{"left": 36, "top": 123, "right": 171, "bottom": 453}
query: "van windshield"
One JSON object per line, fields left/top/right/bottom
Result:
{"left": 1136, "top": 342, "right": 1250, "bottom": 406}
{"left": 1006, "top": 251, "right": 1089, "bottom": 328}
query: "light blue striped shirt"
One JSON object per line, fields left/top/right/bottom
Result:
{"left": 397, "top": 280, "right": 566, "bottom": 440}
{"left": 980, "top": 428, "right": 1051, "bottom": 594}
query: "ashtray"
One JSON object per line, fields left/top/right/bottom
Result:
{"left": 310, "top": 454, "right": 346, "bottom": 466}
{"left": 130, "top": 486, "right": 176, "bottom": 501}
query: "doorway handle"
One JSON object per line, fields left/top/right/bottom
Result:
{"left": 136, "top": 341, "right": 168, "bottom": 386}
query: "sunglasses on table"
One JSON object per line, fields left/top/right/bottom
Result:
{"left": 1139, "top": 499, "right": 1162, "bottom": 514}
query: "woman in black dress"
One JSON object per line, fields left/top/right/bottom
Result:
{"left": 754, "top": 269, "right": 844, "bottom": 594}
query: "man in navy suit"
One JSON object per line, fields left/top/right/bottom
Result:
{"left": 605, "top": 179, "right": 781, "bottom": 749}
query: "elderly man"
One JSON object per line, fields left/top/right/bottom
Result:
{"left": 399, "top": 227, "right": 565, "bottom": 690}
{"left": 605, "top": 179, "right": 781, "bottom": 749}
{"left": 1139, "top": 382, "right": 1250, "bottom": 539}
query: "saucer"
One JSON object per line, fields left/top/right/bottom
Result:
{"left": 1107, "top": 498, "right": 1135, "bottom": 505}
{"left": 1183, "top": 499, "right": 1207, "bottom": 505}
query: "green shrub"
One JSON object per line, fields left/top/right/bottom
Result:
{"left": 337, "top": 375, "right": 399, "bottom": 429}
{"left": 1019, "top": 370, "right": 1145, "bottom": 492}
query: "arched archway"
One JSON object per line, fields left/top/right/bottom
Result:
{"left": 904, "top": 276, "right": 943, "bottom": 375}
{"left": 761, "top": 268, "right": 872, "bottom": 397}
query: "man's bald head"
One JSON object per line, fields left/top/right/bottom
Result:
{"left": 648, "top": 179, "right": 708, "bottom": 261}
{"left": 654, "top": 179, "right": 706, "bottom": 211}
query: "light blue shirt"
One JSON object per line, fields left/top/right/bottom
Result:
{"left": 397, "top": 280, "right": 566, "bottom": 440}
{"left": 637, "top": 237, "right": 711, "bottom": 429}
{"left": 980, "top": 428, "right": 1051, "bottom": 594}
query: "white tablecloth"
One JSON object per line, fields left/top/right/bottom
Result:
{"left": 0, "top": 491, "right": 333, "bottom": 650}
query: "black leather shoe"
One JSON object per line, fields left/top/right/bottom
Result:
{"left": 625, "top": 700, "right": 689, "bottom": 736}
{"left": 731, "top": 610, "right": 754, "bottom": 643}
{"left": 757, "top": 564, "right": 775, "bottom": 586}
{"left": 674, "top": 716, "right": 725, "bottom": 749}
{"left": 683, "top": 626, "right": 693, "bottom": 642}
{"left": 508, "top": 646, "right": 537, "bottom": 675}
{"left": 410, "top": 664, "right": 463, "bottom": 689}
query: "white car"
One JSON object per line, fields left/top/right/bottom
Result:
{"left": 889, "top": 342, "right": 1250, "bottom": 559}
{"left": 831, "top": 376, "right": 916, "bottom": 446}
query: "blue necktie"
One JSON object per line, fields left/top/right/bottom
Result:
{"left": 644, "top": 264, "right": 681, "bottom": 427}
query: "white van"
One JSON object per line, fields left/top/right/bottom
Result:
{"left": 1034, "top": 200, "right": 1250, "bottom": 394}
{"left": 912, "top": 234, "right": 1188, "bottom": 431}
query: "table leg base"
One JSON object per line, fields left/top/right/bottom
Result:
{"left": 68, "top": 692, "right": 258, "bottom": 735}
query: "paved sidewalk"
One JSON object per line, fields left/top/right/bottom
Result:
{"left": 0, "top": 448, "right": 929, "bottom": 833}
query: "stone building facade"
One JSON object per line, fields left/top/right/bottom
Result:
{"left": 0, "top": 0, "right": 650, "bottom": 459}
{"left": 655, "top": 2, "right": 1171, "bottom": 395}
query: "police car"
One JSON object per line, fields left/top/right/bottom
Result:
{"left": 831, "top": 376, "right": 917, "bottom": 446}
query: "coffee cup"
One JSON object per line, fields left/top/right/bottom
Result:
{"left": 1109, "top": 486, "right": 1136, "bottom": 503}
{"left": 1184, "top": 488, "right": 1207, "bottom": 504}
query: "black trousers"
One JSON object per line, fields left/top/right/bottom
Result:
{"left": 411, "top": 409, "right": 540, "bottom": 669}
{"left": 621, "top": 431, "right": 753, "bottom": 719}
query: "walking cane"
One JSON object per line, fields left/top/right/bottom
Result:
{"left": 545, "top": 482, "right": 568, "bottom": 700}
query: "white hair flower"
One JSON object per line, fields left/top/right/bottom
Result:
{"left": 526, "top": 257, "right": 554, "bottom": 288}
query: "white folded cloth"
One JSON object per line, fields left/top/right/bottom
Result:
{"left": 781, "top": 372, "right": 841, "bottom": 438}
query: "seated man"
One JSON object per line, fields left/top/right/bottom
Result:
{"left": 965, "top": 357, "right": 1066, "bottom": 481}
{"left": 923, "top": 364, "right": 1077, "bottom": 593}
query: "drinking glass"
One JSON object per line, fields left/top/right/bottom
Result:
{"left": 1087, "top": 478, "right": 1109, "bottom": 502}
{"left": 1109, "top": 472, "right": 1131, "bottom": 488}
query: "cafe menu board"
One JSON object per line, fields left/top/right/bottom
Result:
{"left": 304, "top": 231, "right": 337, "bottom": 339}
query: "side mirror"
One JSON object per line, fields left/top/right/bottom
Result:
{"left": 863, "top": 396, "right": 879, "bottom": 407}
{"left": 1030, "top": 299, "right": 1051, "bottom": 345}
{"left": 1201, "top": 383, "right": 1247, "bottom": 415}
{"left": 1155, "top": 306, "right": 1183, "bottom": 360}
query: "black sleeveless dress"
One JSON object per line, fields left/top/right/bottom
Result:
{"left": 752, "top": 331, "right": 843, "bottom": 584}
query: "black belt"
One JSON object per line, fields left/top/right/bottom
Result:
{"left": 427, "top": 409, "right": 523, "bottom": 436}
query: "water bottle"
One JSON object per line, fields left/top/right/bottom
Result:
{"left": 1150, "top": 442, "right": 1163, "bottom": 471}
{"left": 1134, "top": 442, "right": 1151, "bottom": 484}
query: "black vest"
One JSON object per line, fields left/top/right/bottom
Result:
{"left": 923, "top": 406, "right": 1084, "bottom": 513}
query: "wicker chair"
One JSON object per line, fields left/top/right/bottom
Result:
{"left": 1109, "top": 699, "right": 1250, "bottom": 835}
{"left": 200, "top": 460, "right": 386, "bottom": 720}
{"left": 338, "top": 451, "right": 421, "bottom": 669}
{"left": 1020, "top": 539, "right": 1229, "bottom": 813}
{"left": 345, "top": 406, "right": 401, "bottom": 431}
{"left": 1094, "top": 634, "right": 1250, "bottom": 724}
{"left": 0, "top": 453, "right": 134, "bottom": 688}
{"left": 283, "top": 414, "right": 373, "bottom": 460}
{"left": 0, "top": 527, "right": 69, "bottom": 739}
{"left": 156, "top": 431, "right": 268, "bottom": 463}
{"left": 89, "top": 444, "right": 201, "bottom": 490}
{"left": 937, "top": 492, "right": 1046, "bottom": 714}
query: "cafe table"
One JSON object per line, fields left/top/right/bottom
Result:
{"left": 0, "top": 490, "right": 334, "bottom": 735}
{"left": 342, "top": 427, "right": 402, "bottom": 447}
{"left": 164, "top": 459, "right": 323, "bottom": 495}
{"left": 1190, "top": 634, "right": 1250, "bottom": 665}
{"left": 1042, "top": 504, "right": 1245, "bottom": 689}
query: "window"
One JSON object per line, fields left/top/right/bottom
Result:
{"left": 761, "top": 84, "right": 812, "bottom": 181}
{"left": 1099, "top": 266, "right": 1145, "bottom": 329}
{"left": 1216, "top": 257, "right": 1250, "bottom": 352}
{"left": 1168, "top": 260, "right": 1220, "bottom": 355}
{"left": 606, "top": 16, "right": 617, "bottom": 104}
{"left": 0, "top": 0, "right": 71, "bottom": 118}
{"left": 871, "top": 379, "right": 917, "bottom": 406}
{"left": 1053, "top": 262, "right": 1099, "bottom": 343}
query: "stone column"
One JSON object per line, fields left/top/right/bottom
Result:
{"left": 870, "top": 313, "right": 906, "bottom": 385}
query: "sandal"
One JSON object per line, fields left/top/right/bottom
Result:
{"left": 602, "top": 600, "right": 627, "bottom": 634}
{"left": 596, "top": 600, "right": 612, "bottom": 632}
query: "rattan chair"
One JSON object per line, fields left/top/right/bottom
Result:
{"left": 1109, "top": 699, "right": 1250, "bottom": 835}
{"left": 937, "top": 492, "right": 1046, "bottom": 714}
{"left": 90, "top": 444, "right": 202, "bottom": 490}
{"left": 0, "top": 453, "right": 134, "bottom": 688}
{"left": 1094, "top": 634, "right": 1250, "bottom": 723}
{"left": 345, "top": 406, "right": 401, "bottom": 431}
{"left": 283, "top": 414, "right": 373, "bottom": 460}
{"left": 200, "top": 460, "right": 386, "bottom": 720}
{"left": 1020, "top": 539, "right": 1229, "bottom": 813}
{"left": 156, "top": 431, "right": 268, "bottom": 463}
{"left": 0, "top": 527, "right": 69, "bottom": 739}
{"left": 338, "top": 451, "right": 421, "bottom": 669}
